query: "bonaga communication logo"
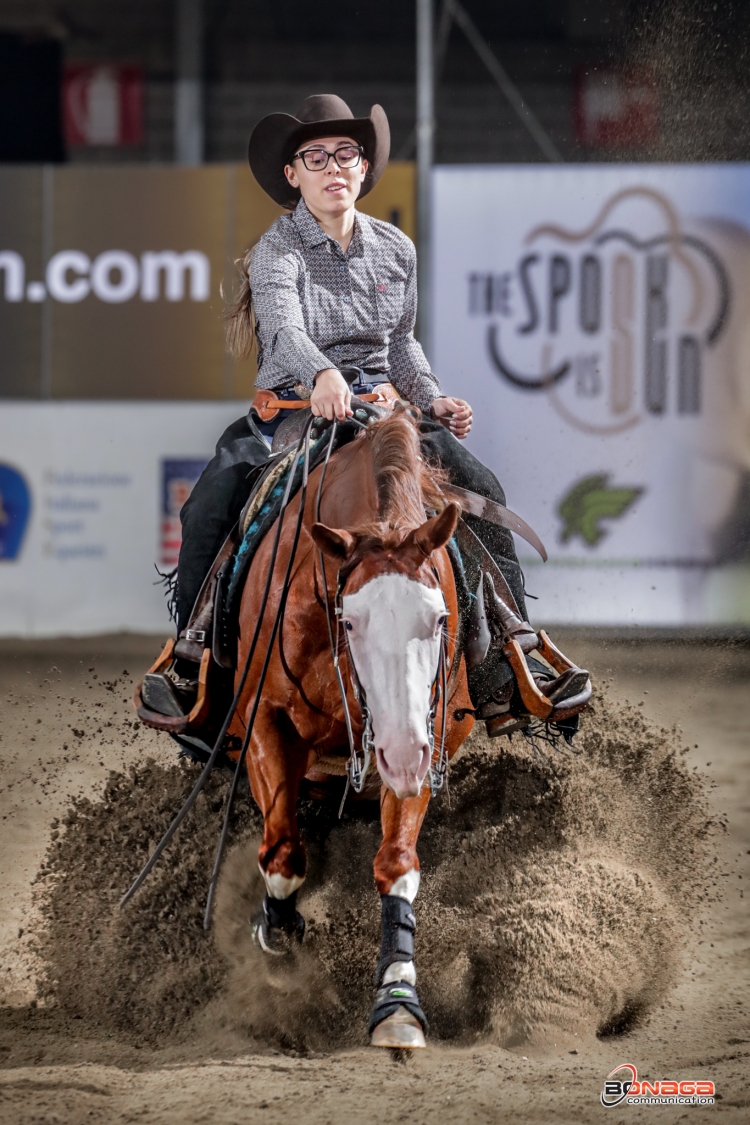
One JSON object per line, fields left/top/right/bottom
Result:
{"left": 601, "top": 1063, "right": 715, "bottom": 1107}
{"left": 0, "top": 464, "right": 32, "bottom": 561}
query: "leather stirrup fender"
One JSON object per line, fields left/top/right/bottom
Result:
{"left": 174, "top": 524, "right": 241, "bottom": 664}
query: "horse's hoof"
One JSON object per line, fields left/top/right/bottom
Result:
{"left": 370, "top": 1006, "right": 426, "bottom": 1049}
{"left": 250, "top": 903, "right": 305, "bottom": 955}
{"left": 368, "top": 980, "right": 428, "bottom": 1046}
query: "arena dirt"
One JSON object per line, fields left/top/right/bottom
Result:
{"left": 1, "top": 635, "right": 748, "bottom": 1124}
{"left": 31, "top": 683, "right": 720, "bottom": 1049}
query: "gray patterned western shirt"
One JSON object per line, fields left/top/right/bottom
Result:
{"left": 249, "top": 198, "right": 442, "bottom": 412}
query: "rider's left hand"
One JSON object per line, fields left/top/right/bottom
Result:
{"left": 431, "top": 396, "right": 473, "bottom": 440}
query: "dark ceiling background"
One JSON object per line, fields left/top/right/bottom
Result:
{"left": 0, "top": 1, "right": 747, "bottom": 162}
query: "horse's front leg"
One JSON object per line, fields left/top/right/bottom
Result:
{"left": 369, "top": 786, "right": 431, "bottom": 1049}
{"left": 244, "top": 707, "right": 308, "bottom": 954}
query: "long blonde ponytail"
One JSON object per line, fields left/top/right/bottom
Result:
{"left": 224, "top": 246, "right": 255, "bottom": 361}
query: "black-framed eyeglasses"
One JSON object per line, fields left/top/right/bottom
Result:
{"left": 291, "top": 144, "right": 364, "bottom": 172}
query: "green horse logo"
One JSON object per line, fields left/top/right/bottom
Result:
{"left": 558, "top": 473, "right": 643, "bottom": 547}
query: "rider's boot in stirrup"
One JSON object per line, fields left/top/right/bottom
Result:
{"left": 471, "top": 573, "right": 590, "bottom": 735}
{"left": 141, "top": 661, "right": 198, "bottom": 718}
{"left": 140, "top": 624, "right": 206, "bottom": 717}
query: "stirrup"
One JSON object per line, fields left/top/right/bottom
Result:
{"left": 141, "top": 671, "right": 197, "bottom": 718}
{"left": 485, "top": 632, "right": 592, "bottom": 738}
{"left": 474, "top": 570, "right": 592, "bottom": 736}
{"left": 134, "top": 639, "right": 211, "bottom": 733}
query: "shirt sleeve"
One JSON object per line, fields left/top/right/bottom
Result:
{"left": 250, "top": 237, "right": 332, "bottom": 388}
{"left": 387, "top": 244, "right": 443, "bottom": 414}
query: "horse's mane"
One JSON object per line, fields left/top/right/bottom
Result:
{"left": 361, "top": 408, "right": 448, "bottom": 536}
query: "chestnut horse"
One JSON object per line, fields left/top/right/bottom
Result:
{"left": 230, "top": 409, "right": 474, "bottom": 1048}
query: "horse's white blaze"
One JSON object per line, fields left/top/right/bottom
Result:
{"left": 342, "top": 574, "right": 446, "bottom": 798}
{"left": 261, "top": 867, "right": 305, "bottom": 899}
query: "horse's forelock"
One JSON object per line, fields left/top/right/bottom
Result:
{"left": 367, "top": 410, "right": 448, "bottom": 530}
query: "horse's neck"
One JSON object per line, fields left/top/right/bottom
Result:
{"left": 317, "top": 439, "right": 380, "bottom": 529}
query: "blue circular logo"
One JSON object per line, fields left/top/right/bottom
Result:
{"left": 0, "top": 464, "right": 31, "bottom": 561}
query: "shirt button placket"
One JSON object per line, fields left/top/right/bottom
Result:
{"left": 339, "top": 258, "right": 355, "bottom": 329}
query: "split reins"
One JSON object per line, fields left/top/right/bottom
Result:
{"left": 121, "top": 410, "right": 451, "bottom": 927}
{"left": 121, "top": 414, "right": 319, "bottom": 927}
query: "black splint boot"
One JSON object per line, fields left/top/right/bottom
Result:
{"left": 369, "top": 895, "right": 427, "bottom": 1048}
{"left": 250, "top": 891, "right": 305, "bottom": 955}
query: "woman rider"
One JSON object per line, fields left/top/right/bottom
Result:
{"left": 144, "top": 95, "right": 585, "bottom": 722}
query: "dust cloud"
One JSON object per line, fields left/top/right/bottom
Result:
{"left": 35, "top": 687, "right": 718, "bottom": 1051}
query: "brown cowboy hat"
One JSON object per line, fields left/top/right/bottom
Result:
{"left": 248, "top": 94, "right": 390, "bottom": 209}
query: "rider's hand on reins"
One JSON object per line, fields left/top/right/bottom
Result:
{"left": 311, "top": 368, "right": 354, "bottom": 422}
{"left": 431, "top": 396, "right": 473, "bottom": 439}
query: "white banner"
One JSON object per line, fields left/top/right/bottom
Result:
{"left": 432, "top": 164, "right": 750, "bottom": 625}
{"left": 0, "top": 402, "right": 244, "bottom": 637}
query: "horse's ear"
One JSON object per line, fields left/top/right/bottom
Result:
{"left": 410, "top": 501, "right": 460, "bottom": 556}
{"left": 311, "top": 523, "right": 357, "bottom": 561}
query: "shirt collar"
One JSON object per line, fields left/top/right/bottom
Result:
{"left": 350, "top": 210, "right": 376, "bottom": 255}
{"left": 292, "top": 198, "right": 330, "bottom": 249}
{"left": 292, "top": 197, "right": 373, "bottom": 254}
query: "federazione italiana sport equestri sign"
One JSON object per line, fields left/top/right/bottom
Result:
{"left": 0, "top": 402, "right": 242, "bottom": 637}
{"left": 432, "top": 164, "right": 750, "bottom": 627}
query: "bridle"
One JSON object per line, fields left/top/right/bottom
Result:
{"left": 314, "top": 427, "right": 451, "bottom": 807}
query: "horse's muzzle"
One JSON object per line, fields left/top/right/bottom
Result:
{"left": 375, "top": 745, "right": 431, "bottom": 799}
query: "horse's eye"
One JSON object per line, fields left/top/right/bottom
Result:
{"left": 344, "top": 621, "right": 353, "bottom": 631}
{"left": 438, "top": 615, "right": 448, "bottom": 627}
